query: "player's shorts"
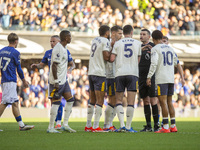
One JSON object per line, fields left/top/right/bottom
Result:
{"left": 106, "top": 78, "right": 116, "bottom": 96}
{"left": 89, "top": 75, "right": 106, "bottom": 92}
{"left": 1, "top": 82, "right": 18, "bottom": 105}
{"left": 157, "top": 83, "right": 174, "bottom": 96}
{"left": 139, "top": 76, "right": 156, "bottom": 98}
{"left": 49, "top": 81, "right": 71, "bottom": 101}
{"left": 115, "top": 75, "right": 138, "bottom": 92}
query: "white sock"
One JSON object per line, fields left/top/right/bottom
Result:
{"left": 104, "top": 104, "right": 114, "bottom": 129}
{"left": 126, "top": 106, "right": 134, "bottom": 130}
{"left": 63, "top": 101, "right": 74, "bottom": 126}
{"left": 110, "top": 107, "right": 116, "bottom": 127}
{"left": 18, "top": 121, "right": 25, "bottom": 127}
{"left": 48, "top": 104, "right": 59, "bottom": 129}
{"left": 86, "top": 104, "right": 94, "bottom": 127}
{"left": 171, "top": 124, "right": 176, "bottom": 128}
{"left": 93, "top": 105, "right": 102, "bottom": 129}
{"left": 116, "top": 105, "right": 125, "bottom": 128}
{"left": 163, "top": 124, "right": 169, "bottom": 129}
{"left": 56, "top": 120, "right": 61, "bottom": 125}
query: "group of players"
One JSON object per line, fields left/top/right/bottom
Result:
{"left": 0, "top": 24, "right": 184, "bottom": 133}
{"left": 85, "top": 25, "right": 185, "bottom": 133}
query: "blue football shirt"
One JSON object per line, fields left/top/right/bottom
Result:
{"left": 0, "top": 46, "right": 24, "bottom": 83}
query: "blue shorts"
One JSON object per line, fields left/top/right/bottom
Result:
{"left": 157, "top": 83, "right": 174, "bottom": 96}
{"left": 89, "top": 75, "right": 106, "bottom": 92}
{"left": 106, "top": 78, "right": 116, "bottom": 96}
{"left": 115, "top": 75, "right": 138, "bottom": 92}
{"left": 49, "top": 81, "right": 71, "bottom": 101}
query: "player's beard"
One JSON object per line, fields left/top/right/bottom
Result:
{"left": 107, "top": 35, "right": 110, "bottom": 40}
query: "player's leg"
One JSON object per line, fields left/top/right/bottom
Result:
{"left": 62, "top": 82, "right": 76, "bottom": 133}
{"left": 157, "top": 100, "right": 161, "bottom": 125}
{"left": 150, "top": 97, "right": 159, "bottom": 131}
{"left": 104, "top": 79, "right": 116, "bottom": 131}
{"left": 47, "top": 84, "right": 61, "bottom": 133}
{"left": 125, "top": 76, "right": 138, "bottom": 132}
{"left": 155, "top": 84, "right": 170, "bottom": 133}
{"left": 167, "top": 84, "right": 177, "bottom": 132}
{"left": 115, "top": 76, "right": 126, "bottom": 132}
{"left": 55, "top": 102, "right": 63, "bottom": 129}
{"left": 85, "top": 75, "right": 96, "bottom": 131}
{"left": 0, "top": 103, "right": 7, "bottom": 117}
{"left": 126, "top": 91, "right": 137, "bottom": 132}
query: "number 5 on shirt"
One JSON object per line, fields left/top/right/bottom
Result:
{"left": 124, "top": 44, "right": 133, "bottom": 58}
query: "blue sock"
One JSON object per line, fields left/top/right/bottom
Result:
{"left": 55, "top": 104, "right": 63, "bottom": 122}
{"left": 15, "top": 115, "right": 22, "bottom": 122}
{"left": 158, "top": 114, "right": 160, "bottom": 123}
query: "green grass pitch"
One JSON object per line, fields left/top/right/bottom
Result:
{"left": 0, "top": 118, "right": 200, "bottom": 150}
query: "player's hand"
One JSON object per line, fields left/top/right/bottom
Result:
{"left": 54, "top": 83, "right": 59, "bottom": 90}
{"left": 146, "top": 78, "right": 151, "bottom": 87}
{"left": 147, "top": 44, "right": 152, "bottom": 49}
{"left": 31, "top": 64, "right": 38, "bottom": 68}
{"left": 23, "top": 80, "right": 29, "bottom": 88}
{"left": 181, "top": 79, "right": 185, "bottom": 87}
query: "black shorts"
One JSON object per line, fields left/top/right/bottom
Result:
{"left": 106, "top": 78, "right": 116, "bottom": 96}
{"left": 115, "top": 75, "right": 138, "bottom": 92}
{"left": 89, "top": 75, "right": 106, "bottom": 92}
{"left": 139, "top": 75, "right": 156, "bottom": 99}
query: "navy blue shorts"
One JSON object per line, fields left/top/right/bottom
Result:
{"left": 157, "top": 83, "right": 174, "bottom": 96}
{"left": 106, "top": 78, "right": 116, "bottom": 96}
{"left": 89, "top": 75, "right": 106, "bottom": 92}
{"left": 49, "top": 81, "right": 71, "bottom": 101}
{"left": 115, "top": 75, "right": 138, "bottom": 92}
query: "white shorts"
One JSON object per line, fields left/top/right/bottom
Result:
{"left": 1, "top": 82, "right": 18, "bottom": 104}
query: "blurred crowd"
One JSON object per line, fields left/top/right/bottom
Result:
{"left": 0, "top": 65, "right": 199, "bottom": 110}
{"left": 0, "top": 0, "right": 200, "bottom": 35}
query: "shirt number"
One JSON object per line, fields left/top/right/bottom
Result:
{"left": 91, "top": 43, "right": 97, "bottom": 57}
{"left": 124, "top": 44, "right": 133, "bottom": 58}
{"left": 0, "top": 57, "right": 11, "bottom": 71}
{"left": 162, "top": 51, "right": 173, "bottom": 66}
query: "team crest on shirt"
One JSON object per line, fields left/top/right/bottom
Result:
{"left": 145, "top": 53, "right": 150, "bottom": 60}
{"left": 57, "top": 53, "right": 60, "bottom": 57}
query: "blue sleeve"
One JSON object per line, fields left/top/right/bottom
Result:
{"left": 175, "top": 53, "right": 179, "bottom": 64}
{"left": 41, "top": 51, "right": 48, "bottom": 64}
{"left": 14, "top": 52, "right": 24, "bottom": 80}
{"left": 67, "top": 50, "right": 73, "bottom": 62}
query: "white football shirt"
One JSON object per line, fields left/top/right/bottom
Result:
{"left": 49, "top": 42, "right": 70, "bottom": 85}
{"left": 88, "top": 37, "right": 110, "bottom": 77}
{"left": 112, "top": 38, "right": 141, "bottom": 77}
{"left": 147, "top": 44, "right": 178, "bottom": 84}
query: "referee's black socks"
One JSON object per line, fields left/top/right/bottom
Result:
{"left": 144, "top": 105, "right": 151, "bottom": 127}
{"left": 152, "top": 104, "right": 159, "bottom": 125}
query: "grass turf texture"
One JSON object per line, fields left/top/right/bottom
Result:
{"left": 0, "top": 118, "right": 199, "bottom": 150}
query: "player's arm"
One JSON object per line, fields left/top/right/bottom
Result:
{"left": 174, "top": 53, "right": 185, "bottom": 86}
{"left": 109, "top": 42, "right": 117, "bottom": 63}
{"left": 138, "top": 45, "right": 142, "bottom": 63}
{"left": 67, "top": 50, "right": 75, "bottom": 73}
{"left": 15, "top": 53, "right": 28, "bottom": 88}
{"left": 51, "top": 46, "right": 62, "bottom": 90}
{"left": 31, "top": 51, "right": 48, "bottom": 68}
{"left": 31, "top": 62, "right": 45, "bottom": 69}
{"left": 146, "top": 49, "right": 158, "bottom": 86}
{"left": 103, "top": 40, "right": 111, "bottom": 61}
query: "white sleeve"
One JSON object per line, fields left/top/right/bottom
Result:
{"left": 103, "top": 39, "right": 110, "bottom": 52}
{"left": 147, "top": 48, "right": 158, "bottom": 79}
{"left": 138, "top": 43, "right": 141, "bottom": 56}
{"left": 52, "top": 45, "right": 62, "bottom": 64}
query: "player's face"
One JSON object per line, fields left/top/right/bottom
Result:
{"left": 162, "top": 39, "right": 169, "bottom": 45}
{"left": 50, "top": 37, "right": 60, "bottom": 48}
{"left": 66, "top": 33, "right": 72, "bottom": 44}
{"left": 105, "top": 30, "right": 110, "bottom": 39}
{"left": 140, "top": 31, "right": 150, "bottom": 43}
{"left": 115, "top": 29, "right": 123, "bottom": 41}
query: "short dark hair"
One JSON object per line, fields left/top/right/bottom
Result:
{"left": 111, "top": 25, "right": 122, "bottom": 32}
{"left": 152, "top": 30, "right": 163, "bottom": 40}
{"left": 99, "top": 25, "right": 110, "bottom": 36}
{"left": 60, "top": 30, "right": 70, "bottom": 41}
{"left": 162, "top": 36, "right": 168, "bottom": 41}
{"left": 123, "top": 25, "right": 133, "bottom": 35}
{"left": 7, "top": 33, "right": 18, "bottom": 44}
{"left": 141, "top": 29, "right": 151, "bottom": 35}
{"left": 51, "top": 35, "right": 60, "bottom": 39}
